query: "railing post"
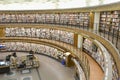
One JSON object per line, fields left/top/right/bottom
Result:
{"left": 116, "top": 28, "right": 119, "bottom": 49}
{"left": 103, "top": 25, "right": 106, "bottom": 38}
{"left": 108, "top": 24, "right": 111, "bottom": 40}
{"left": 112, "top": 28, "right": 115, "bottom": 43}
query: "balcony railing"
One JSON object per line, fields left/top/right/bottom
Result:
{"left": 0, "top": 21, "right": 119, "bottom": 53}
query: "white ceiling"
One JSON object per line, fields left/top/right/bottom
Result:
{"left": 0, "top": 0, "right": 119, "bottom": 10}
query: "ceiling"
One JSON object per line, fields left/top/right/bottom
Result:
{"left": 0, "top": 0, "right": 120, "bottom": 10}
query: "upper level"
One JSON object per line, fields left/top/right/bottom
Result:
{"left": 0, "top": 2, "right": 120, "bottom": 52}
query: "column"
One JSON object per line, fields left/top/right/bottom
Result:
{"left": 89, "top": 12, "right": 94, "bottom": 30}
{"left": 93, "top": 12, "right": 100, "bottom": 32}
{"left": 78, "top": 35, "right": 83, "bottom": 49}
{"left": 0, "top": 27, "right": 5, "bottom": 37}
{"left": 74, "top": 33, "right": 78, "bottom": 48}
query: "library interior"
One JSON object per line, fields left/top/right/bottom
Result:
{"left": 0, "top": 0, "right": 120, "bottom": 80}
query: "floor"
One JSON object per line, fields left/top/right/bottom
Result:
{"left": 84, "top": 53, "right": 104, "bottom": 80}
{"left": 0, "top": 52, "right": 75, "bottom": 80}
{"left": 39, "top": 39, "right": 104, "bottom": 80}
{"left": 0, "top": 51, "right": 104, "bottom": 80}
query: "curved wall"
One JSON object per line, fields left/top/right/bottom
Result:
{"left": 0, "top": 3, "right": 120, "bottom": 80}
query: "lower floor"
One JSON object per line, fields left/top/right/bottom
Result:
{"left": 0, "top": 51, "right": 104, "bottom": 80}
{"left": 0, "top": 52, "right": 75, "bottom": 80}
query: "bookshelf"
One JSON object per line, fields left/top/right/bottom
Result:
{"left": 82, "top": 38, "right": 105, "bottom": 71}
{"left": 110, "top": 55, "right": 119, "bottom": 80}
{"left": 78, "top": 12, "right": 90, "bottom": 28}
{"left": 100, "top": 10, "right": 120, "bottom": 33}
{"left": 5, "top": 27, "right": 74, "bottom": 44}
{"left": 83, "top": 38, "right": 93, "bottom": 53}
{"left": 2, "top": 42, "right": 64, "bottom": 61}
{"left": 0, "top": 12, "right": 90, "bottom": 28}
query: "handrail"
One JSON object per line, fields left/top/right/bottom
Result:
{"left": 72, "top": 58, "right": 86, "bottom": 80}
{"left": 94, "top": 40, "right": 112, "bottom": 80}
{"left": 0, "top": 22, "right": 119, "bottom": 52}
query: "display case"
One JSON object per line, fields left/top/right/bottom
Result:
{"left": 0, "top": 61, "right": 10, "bottom": 74}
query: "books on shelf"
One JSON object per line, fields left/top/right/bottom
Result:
{"left": 83, "top": 38, "right": 105, "bottom": 71}
{"left": 100, "top": 10, "right": 120, "bottom": 32}
{"left": 110, "top": 55, "right": 119, "bottom": 80}
{"left": 2, "top": 42, "right": 64, "bottom": 60}
{"left": 5, "top": 28, "right": 74, "bottom": 44}
{"left": 0, "top": 13, "right": 90, "bottom": 28}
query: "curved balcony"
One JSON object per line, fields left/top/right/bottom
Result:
{"left": 0, "top": 2, "right": 120, "bottom": 80}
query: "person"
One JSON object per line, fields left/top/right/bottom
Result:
{"left": 12, "top": 52, "right": 17, "bottom": 57}
{"left": 6, "top": 55, "right": 11, "bottom": 62}
{"left": 29, "top": 50, "right": 34, "bottom": 55}
{"left": 10, "top": 55, "right": 17, "bottom": 65}
{"left": 61, "top": 59, "right": 66, "bottom": 65}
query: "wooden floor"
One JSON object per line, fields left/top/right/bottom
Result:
{"left": 84, "top": 53, "right": 104, "bottom": 80}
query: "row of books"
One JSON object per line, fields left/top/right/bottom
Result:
{"left": 2, "top": 42, "right": 87, "bottom": 79}
{"left": 0, "top": 13, "right": 89, "bottom": 26}
{"left": 75, "top": 60, "right": 86, "bottom": 80}
{"left": 83, "top": 38, "right": 105, "bottom": 71}
{"left": 5, "top": 28, "right": 74, "bottom": 44}
{"left": 110, "top": 55, "right": 119, "bottom": 80}
{"left": 2, "top": 42, "right": 64, "bottom": 60}
{"left": 100, "top": 10, "right": 120, "bottom": 30}
{"left": 83, "top": 38, "right": 119, "bottom": 80}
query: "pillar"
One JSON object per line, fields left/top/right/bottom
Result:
{"left": 93, "top": 12, "right": 100, "bottom": 32}
{"left": 0, "top": 27, "right": 5, "bottom": 37}
{"left": 89, "top": 12, "right": 94, "bottom": 30}
{"left": 78, "top": 35, "right": 83, "bottom": 49}
{"left": 74, "top": 33, "right": 78, "bottom": 48}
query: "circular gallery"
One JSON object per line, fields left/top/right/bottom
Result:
{"left": 0, "top": 0, "right": 120, "bottom": 80}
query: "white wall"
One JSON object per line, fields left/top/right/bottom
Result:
{"left": 93, "top": 12, "right": 100, "bottom": 31}
{"left": 78, "top": 35, "right": 83, "bottom": 49}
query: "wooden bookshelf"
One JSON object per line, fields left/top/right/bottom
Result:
{"left": 82, "top": 38, "right": 105, "bottom": 71}
{"left": 100, "top": 10, "right": 120, "bottom": 33}
{"left": 0, "top": 12, "right": 90, "bottom": 28}
{"left": 5, "top": 27, "right": 74, "bottom": 45}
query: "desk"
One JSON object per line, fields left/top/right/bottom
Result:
{"left": 16, "top": 55, "right": 39, "bottom": 70}
{"left": 0, "top": 61, "right": 10, "bottom": 74}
